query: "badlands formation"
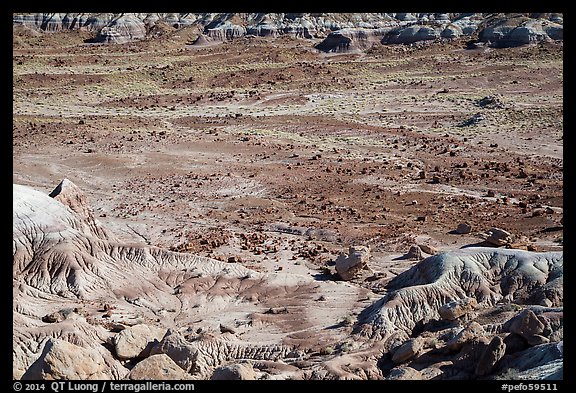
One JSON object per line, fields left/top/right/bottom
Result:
{"left": 13, "top": 13, "right": 562, "bottom": 380}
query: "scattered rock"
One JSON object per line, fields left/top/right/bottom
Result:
{"left": 458, "top": 113, "right": 485, "bottom": 127}
{"left": 41, "top": 309, "right": 74, "bottom": 323}
{"left": 477, "top": 95, "right": 504, "bottom": 109}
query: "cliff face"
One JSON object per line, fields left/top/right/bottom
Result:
{"left": 13, "top": 13, "right": 563, "bottom": 49}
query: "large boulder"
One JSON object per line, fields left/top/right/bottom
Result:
{"left": 439, "top": 297, "right": 478, "bottom": 321}
{"left": 391, "top": 338, "right": 424, "bottom": 364}
{"left": 478, "top": 15, "right": 563, "bottom": 48}
{"left": 506, "top": 309, "right": 546, "bottom": 346}
{"left": 382, "top": 25, "right": 440, "bottom": 44}
{"left": 484, "top": 227, "right": 514, "bottom": 246}
{"left": 211, "top": 362, "right": 257, "bottom": 380}
{"left": 475, "top": 336, "right": 506, "bottom": 376}
{"left": 357, "top": 248, "right": 562, "bottom": 341}
{"left": 113, "top": 324, "right": 167, "bottom": 360}
{"left": 95, "top": 13, "right": 147, "bottom": 44}
{"left": 22, "top": 339, "right": 111, "bottom": 380}
{"left": 335, "top": 245, "right": 371, "bottom": 280}
{"left": 129, "top": 354, "right": 190, "bottom": 380}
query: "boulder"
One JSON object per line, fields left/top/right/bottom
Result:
{"left": 335, "top": 245, "right": 370, "bottom": 281}
{"left": 418, "top": 243, "right": 438, "bottom": 255}
{"left": 475, "top": 336, "right": 506, "bottom": 376}
{"left": 129, "top": 354, "right": 189, "bottom": 380}
{"left": 22, "top": 338, "right": 111, "bottom": 380}
{"left": 455, "top": 223, "right": 472, "bottom": 234}
{"left": 485, "top": 227, "right": 514, "bottom": 246}
{"left": 406, "top": 245, "right": 423, "bottom": 260}
{"left": 211, "top": 362, "right": 257, "bottom": 380}
{"left": 446, "top": 321, "right": 485, "bottom": 352}
{"left": 504, "top": 333, "right": 530, "bottom": 355}
{"left": 439, "top": 297, "right": 478, "bottom": 321}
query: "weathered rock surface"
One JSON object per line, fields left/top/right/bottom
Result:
{"left": 95, "top": 13, "right": 146, "bottom": 44}
{"left": 386, "top": 366, "right": 423, "bottom": 380}
{"left": 13, "top": 182, "right": 350, "bottom": 379}
{"left": 382, "top": 25, "right": 440, "bottom": 44}
{"left": 315, "top": 28, "right": 390, "bottom": 53}
{"left": 497, "top": 342, "right": 563, "bottom": 379}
